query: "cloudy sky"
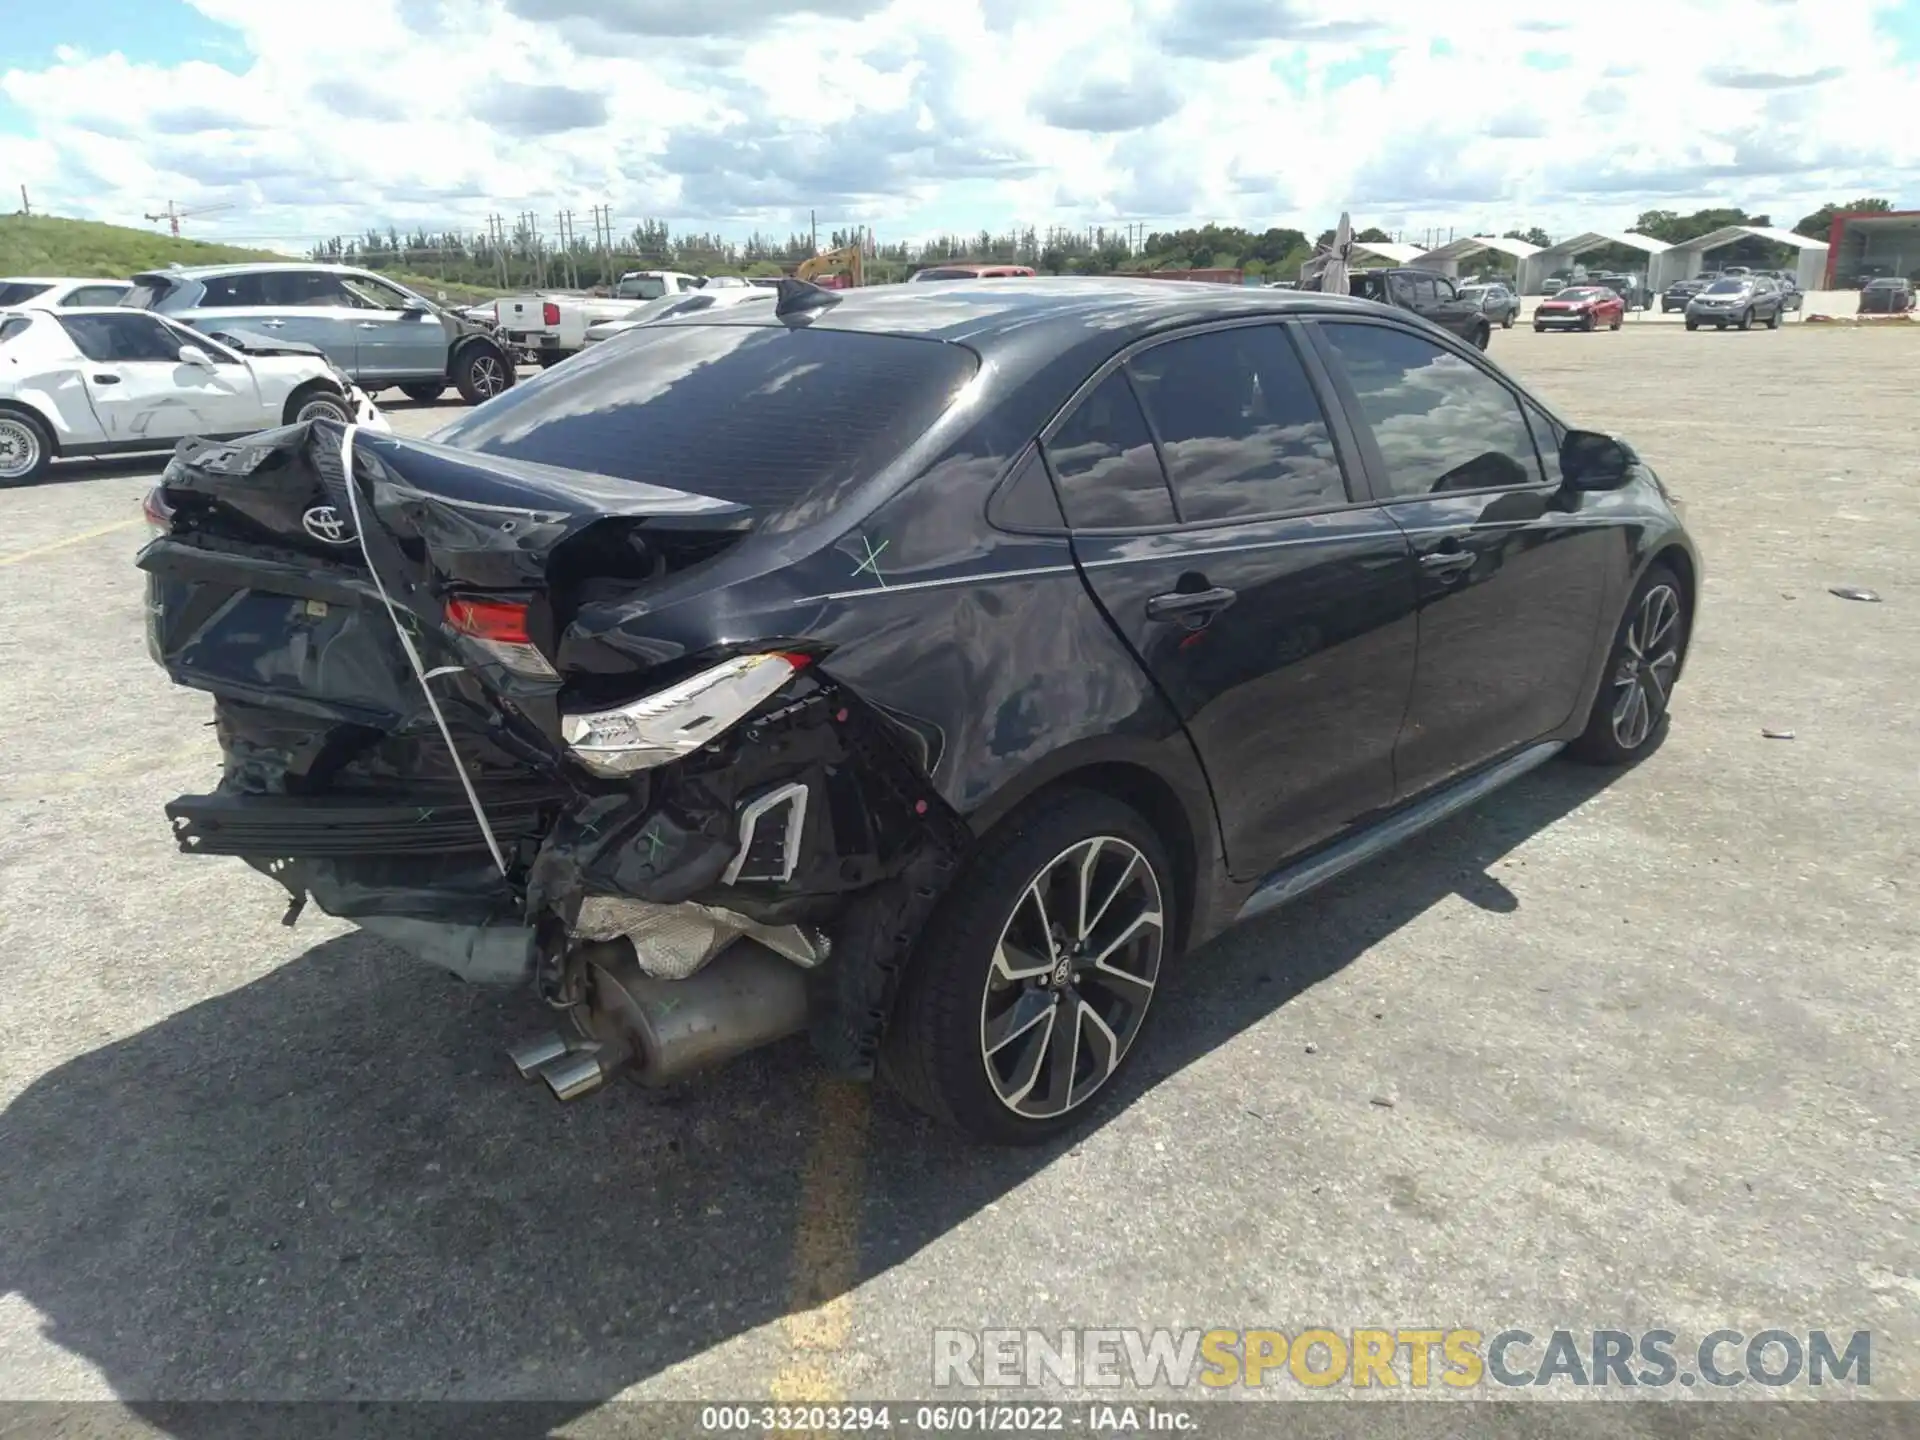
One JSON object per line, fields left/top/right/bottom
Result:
{"left": 0, "top": 0, "right": 1914, "bottom": 252}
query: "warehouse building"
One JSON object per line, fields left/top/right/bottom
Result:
{"left": 1661, "top": 225, "right": 1829, "bottom": 291}
{"left": 1403, "top": 235, "right": 1541, "bottom": 281}
{"left": 1518, "top": 231, "right": 1673, "bottom": 294}
{"left": 1822, "top": 209, "right": 1920, "bottom": 287}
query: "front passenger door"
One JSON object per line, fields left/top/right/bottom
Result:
{"left": 1308, "top": 320, "right": 1616, "bottom": 797}
{"left": 1053, "top": 323, "right": 1419, "bottom": 877}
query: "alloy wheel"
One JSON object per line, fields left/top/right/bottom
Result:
{"left": 979, "top": 835, "right": 1164, "bottom": 1120}
{"left": 296, "top": 396, "right": 351, "bottom": 425}
{"left": 0, "top": 416, "right": 40, "bottom": 480}
{"left": 1610, "top": 583, "right": 1683, "bottom": 750}
{"left": 470, "top": 356, "right": 507, "bottom": 396}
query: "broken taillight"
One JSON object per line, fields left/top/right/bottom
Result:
{"left": 560, "top": 653, "right": 810, "bottom": 778}
{"left": 445, "top": 597, "right": 556, "bottom": 679}
{"left": 142, "top": 485, "right": 174, "bottom": 534}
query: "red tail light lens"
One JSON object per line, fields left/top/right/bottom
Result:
{"left": 542, "top": 301, "right": 560, "bottom": 326}
{"left": 141, "top": 485, "right": 174, "bottom": 534}
{"left": 446, "top": 598, "right": 531, "bottom": 644}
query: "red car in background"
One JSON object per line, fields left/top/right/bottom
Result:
{"left": 1533, "top": 285, "right": 1625, "bottom": 332}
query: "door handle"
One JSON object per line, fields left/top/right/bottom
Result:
{"left": 92, "top": 374, "right": 122, "bottom": 385}
{"left": 356, "top": 322, "right": 381, "bottom": 329}
{"left": 257, "top": 319, "right": 285, "bottom": 328}
{"left": 1146, "top": 586, "right": 1237, "bottom": 622}
{"left": 1418, "top": 547, "right": 1476, "bottom": 573}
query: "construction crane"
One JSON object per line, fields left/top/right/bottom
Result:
{"left": 795, "top": 244, "right": 864, "bottom": 289}
{"left": 145, "top": 201, "right": 235, "bottom": 237}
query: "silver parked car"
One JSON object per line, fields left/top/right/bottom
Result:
{"left": 123, "top": 263, "right": 517, "bottom": 405}
{"left": 1458, "top": 281, "right": 1521, "bottom": 328}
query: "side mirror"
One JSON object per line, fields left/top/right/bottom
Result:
{"left": 177, "top": 344, "right": 214, "bottom": 368}
{"left": 402, "top": 297, "right": 433, "bottom": 315}
{"left": 1560, "top": 429, "right": 1633, "bottom": 491}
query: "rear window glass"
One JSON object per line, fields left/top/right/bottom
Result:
{"left": 914, "top": 268, "right": 986, "bottom": 281}
{"left": 433, "top": 323, "right": 979, "bottom": 529}
{"left": 0, "top": 316, "right": 32, "bottom": 344}
{"left": 122, "top": 279, "right": 175, "bottom": 310}
{"left": 0, "top": 282, "right": 53, "bottom": 306}
{"left": 614, "top": 276, "right": 669, "bottom": 299}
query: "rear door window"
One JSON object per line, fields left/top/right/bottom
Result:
{"left": 199, "top": 273, "right": 272, "bottom": 306}
{"left": 1126, "top": 325, "right": 1349, "bottom": 522}
{"left": 432, "top": 324, "right": 980, "bottom": 529}
{"left": 1042, "top": 370, "right": 1176, "bottom": 529}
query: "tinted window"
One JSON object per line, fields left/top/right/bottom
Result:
{"left": 433, "top": 325, "right": 979, "bottom": 530}
{"left": 59, "top": 312, "right": 192, "bottom": 364}
{"left": 340, "top": 273, "right": 417, "bottom": 309}
{"left": 199, "top": 273, "right": 272, "bottom": 306}
{"left": 62, "top": 285, "right": 130, "bottom": 307}
{"left": 0, "top": 316, "right": 33, "bottom": 345}
{"left": 1042, "top": 371, "right": 1176, "bottom": 529}
{"left": 1522, "top": 403, "right": 1565, "bottom": 488}
{"left": 1127, "top": 326, "right": 1348, "bottom": 522}
{"left": 1320, "top": 323, "right": 1542, "bottom": 498}
{"left": 0, "top": 282, "right": 53, "bottom": 306}
{"left": 273, "top": 272, "right": 357, "bottom": 307}
{"left": 121, "top": 278, "right": 177, "bottom": 310}
{"left": 615, "top": 276, "right": 669, "bottom": 299}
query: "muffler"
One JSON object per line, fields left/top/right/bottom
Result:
{"left": 517, "top": 936, "right": 810, "bottom": 1099}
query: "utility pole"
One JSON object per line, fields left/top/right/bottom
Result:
{"left": 810, "top": 209, "right": 817, "bottom": 253}
{"left": 17, "top": 185, "right": 28, "bottom": 217}
{"left": 591, "top": 203, "right": 612, "bottom": 286}
{"left": 486, "top": 213, "right": 509, "bottom": 288}
{"left": 556, "top": 209, "right": 575, "bottom": 289}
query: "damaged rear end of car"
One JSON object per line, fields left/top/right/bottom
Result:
{"left": 141, "top": 322, "right": 984, "bottom": 1098}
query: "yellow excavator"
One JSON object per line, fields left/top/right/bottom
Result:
{"left": 795, "top": 244, "right": 865, "bottom": 289}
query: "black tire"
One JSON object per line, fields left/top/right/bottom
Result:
{"left": 1736, "top": 307, "right": 1753, "bottom": 331}
{"left": 1766, "top": 306, "right": 1782, "bottom": 329}
{"left": 0, "top": 407, "right": 53, "bottom": 486}
{"left": 1581, "top": 314, "right": 1595, "bottom": 332}
{"left": 1566, "top": 563, "right": 1689, "bottom": 766}
{"left": 1501, "top": 311, "right": 1515, "bottom": 329}
{"left": 282, "top": 383, "right": 352, "bottom": 427}
{"left": 1472, "top": 323, "right": 1490, "bottom": 350}
{"left": 881, "top": 789, "right": 1176, "bottom": 1145}
{"left": 1533, "top": 324, "right": 1546, "bottom": 333}
{"left": 399, "top": 381, "right": 445, "bottom": 403}
{"left": 1684, "top": 319, "right": 1698, "bottom": 331}
{"left": 536, "top": 352, "right": 569, "bottom": 369}
{"left": 1610, "top": 317, "right": 1622, "bottom": 331}
{"left": 453, "top": 344, "right": 514, "bottom": 406}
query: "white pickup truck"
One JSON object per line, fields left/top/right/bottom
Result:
{"left": 496, "top": 271, "right": 703, "bottom": 366}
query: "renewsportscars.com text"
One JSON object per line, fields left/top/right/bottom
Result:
{"left": 932, "top": 1328, "right": 1872, "bottom": 1391}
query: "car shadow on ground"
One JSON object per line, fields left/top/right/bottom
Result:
{"left": 0, "top": 762, "right": 1614, "bottom": 1431}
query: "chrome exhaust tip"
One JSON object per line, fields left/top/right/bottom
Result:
{"left": 507, "top": 1031, "right": 571, "bottom": 1078}
{"left": 538, "top": 1050, "right": 609, "bottom": 1101}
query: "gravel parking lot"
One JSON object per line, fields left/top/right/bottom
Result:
{"left": 1, "top": 328, "right": 1915, "bottom": 1423}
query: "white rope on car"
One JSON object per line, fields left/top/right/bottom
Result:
{"left": 337, "top": 422, "right": 509, "bottom": 877}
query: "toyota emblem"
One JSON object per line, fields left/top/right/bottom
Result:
{"left": 301, "top": 505, "right": 355, "bottom": 545}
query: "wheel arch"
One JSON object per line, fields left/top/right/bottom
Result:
{"left": 966, "top": 750, "right": 1218, "bottom": 956}
{"left": 280, "top": 378, "right": 346, "bottom": 427}
{"left": 0, "top": 398, "right": 59, "bottom": 457}
{"left": 450, "top": 331, "right": 509, "bottom": 369}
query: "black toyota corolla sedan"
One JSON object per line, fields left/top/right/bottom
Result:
{"left": 141, "top": 277, "right": 1699, "bottom": 1144}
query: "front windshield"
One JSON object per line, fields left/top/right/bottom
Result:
{"left": 1556, "top": 287, "right": 1602, "bottom": 301}
{"left": 1703, "top": 280, "right": 1747, "bottom": 294}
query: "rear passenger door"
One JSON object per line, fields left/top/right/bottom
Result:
{"left": 1049, "top": 321, "right": 1420, "bottom": 878}
{"left": 1306, "top": 319, "right": 1614, "bottom": 797}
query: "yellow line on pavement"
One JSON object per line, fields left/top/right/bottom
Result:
{"left": 771, "top": 1076, "right": 872, "bottom": 1408}
{"left": 0, "top": 518, "right": 143, "bottom": 567}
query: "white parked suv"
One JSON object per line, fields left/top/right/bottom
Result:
{"left": 0, "top": 306, "right": 383, "bottom": 485}
{"left": 0, "top": 276, "right": 133, "bottom": 308}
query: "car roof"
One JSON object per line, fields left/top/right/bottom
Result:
{"left": 0, "top": 275, "right": 128, "bottom": 286}
{"left": 133, "top": 262, "right": 364, "bottom": 279}
{"left": 676, "top": 275, "right": 1413, "bottom": 351}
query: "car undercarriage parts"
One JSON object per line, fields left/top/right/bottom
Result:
{"left": 574, "top": 895, "right": 822, "bottom": 977}
{"left": 511, "top": 934, "right": 811, "bottom": 1099}
{"left": 722, "top": 781, "right": 808, "bottom": 885}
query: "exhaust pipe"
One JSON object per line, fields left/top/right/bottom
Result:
{"left": 566, "top": 935, "right": 810, "bottom": 1089}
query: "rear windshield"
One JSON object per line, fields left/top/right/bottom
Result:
{"left": 0, "top": 282, "right": 52, "bottom": 306}
{"left": 433, "top": 323, "right": 980, "bottom": 529}
{"left": 121, "top": 277, "right": 176, "bottom": 309}
{"left": 614, "top": 276, "right": 669, "bottom": 299}
{"left": 914, "top": 268, "right": 988, "bottom": 281}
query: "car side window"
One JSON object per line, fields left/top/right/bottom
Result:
{"left": 199, "top": 274, "right": 271, "bottom": 306}
{"left": 1126, "top": 325, "right": 1349, "bottom": 522}
{"left": 60, "top": 313, "right": 192, "bottom": 364}
{"left": 1042, "top": 370, "right": 1177, "bottom": 529}
{"left": 1387, "top": 273, "right": 1416, "bottom": 306}
{"left": 269, "top": 272, "right": 354, "bottom": 307}
{"left": 62, "top": 285, "right": 130, "bottom": 307}
{"left": 1319, "top": 322, "right": 1544, "bottom": 498}
{"left": 341, "top": 273, "right": 416, "bottom": 310}
{"left": 1522, "top": 404, "right": 1565, "bottom": 487}
{"left": 1433, "top": 277, "right": 1457, "bottom": 302}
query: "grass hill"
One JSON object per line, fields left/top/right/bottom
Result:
{"left": 0, "top": 214, "right": 503, "bottom": 301}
